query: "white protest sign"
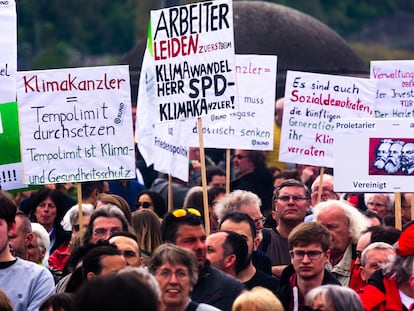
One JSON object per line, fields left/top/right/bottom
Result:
{"left": 371, "top": 60, "right": 414, "bottom": 118}
{"left": 136, "top": 45, "right": 156, "bottom": 166}
{"left": 334, "top": 118, "right": 414, "bottom": 192}
{"left": 17, "top": 66, "right": 135, "bottom": 184}
{"left": 0, "top": 1, "right": 17, "bottom": 104}
{"left": 181, "top": 54, "right": 277, "bottom": 149}
{"left": 150, "top": 0, "right": 237, "bottom": 122}
{"left": 279, "top": 71, "right": 376, "bottom": 167}
{"left": 153, "top": 121, "right": 189, "bottom": 182}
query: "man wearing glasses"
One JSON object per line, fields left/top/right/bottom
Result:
{"left": 278, "top": 222, "right": 340, "bottom": 311}
{"left": 263, "top": 179, "right": 310, "bottom": 278}
{"left": 161, "top": 207, "right": 245, "bottom": 311}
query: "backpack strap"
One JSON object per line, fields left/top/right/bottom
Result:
{"left": 185, "top": 300, "right": 199, "bottom": 311}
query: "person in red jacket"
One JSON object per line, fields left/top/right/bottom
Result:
{"left": 359, "top": 223, "right": 414, "bottom": 311}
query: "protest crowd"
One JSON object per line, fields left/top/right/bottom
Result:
{"left": 1, "top": 137, "right": 414, "bottom": 311}
{"left": 2, "top": 1, "right": 414, "bottom": 311}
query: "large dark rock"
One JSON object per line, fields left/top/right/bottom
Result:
{"left": 122, "top": 1, "right": 368, "bottom": 103}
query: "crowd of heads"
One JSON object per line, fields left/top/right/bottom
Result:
{"left": 1, "top": 149, "right": 414, "bottom": 311}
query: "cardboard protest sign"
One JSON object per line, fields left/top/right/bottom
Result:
{"left": 334, "top": 118, "right": 414, "bottom": 192}
{"left": 279, "top": 71, "right": 376, "bottom": 167}
{"left": 0, "top": 1, "right": 17, "bottom": 104}
{"left": 152, "top": 121, "right": 189, "bottom": 182}
{"left": 17, "top": 65, "right": 135, "bottom": 184}
{"left": 370, "top": 60, "right": 414, "bottom": 118}
{"left": 150, "top": 0, "right": 237, "bottom": 122}
{"left": 0, "top": 102, "right": 25, "bottom": 190}
{"left": 136, "top": 38, "right": 189, "bottom": 181}
{"left": 181, "top": 54, "right": 277, "bottom": 150}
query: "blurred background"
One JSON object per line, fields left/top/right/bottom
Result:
{"left": 16, "top": 0, "right": 414, "bottom": 70}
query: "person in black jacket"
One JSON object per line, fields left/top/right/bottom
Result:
{"left": 161, "top": 207, "right": 245, "bottom": 311}
{"left": 277, "top": 222, "right": 340, "bottom": 311}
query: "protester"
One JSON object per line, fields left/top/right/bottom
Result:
{"left": 161, "top": 207, "right": 245, "bottom": 310}
{"left": 207, "top": 186, "right": 226, "bottom": 232}
{"left": 232, "top": 286, "right": 284, "bottom": 311}
{"left": 131, "top": 209, "right": 162, "bottom": 265}
{"left": 305, "top": 285, "right": 363, "bottom": 311}
{"left": 39, "top": 293, "right": 75, "bottom": 311}
{"left": 74, "top": 266, "right": 160, "bottom": 311}
{"left": 109, "top": 231, "right": 143, "bottom": 267}
{"left": 364, "top": 193, "right": 394, "bottom": 219}
{"left": 9, "top": 211, "right": 32, "bottom": 260}
{"left": 0, "top": 191, "right": 55, "bottom": 311}
{"left": 220, "top": 213, "right": 280, "bottom": 293}
{"left": 28, "top": 222, "right": 50, "bottom": 266}
{"left": 359, "top": 223, "right": 414, "bottom": 310}
{"left": 231, "top": 150, "right": 273, "bottom": 216}
{"left": 135, "top": 190, "right": 166, "bottom": 219}
{"left": 215, "top": 189, "right": 271, "bottom": 275}
{"left": 314, "top": 199, "right": 370, "bottom": 286}
{"left": 148, "top": 243, "right": 220, "bottom": 311}
{"left": 29, "top": 188, "right": 72, "bottom": 263}
{"left": 278, "top": 222, "right": 340, "bottom": 311}
{"left": 263, "top": 179, "right": 310, "bottom": 277}
{"left": 206, "top": 230, "right": 248, "bottom": 277}
{"left": 95, "top": 192, "right": 132, "bottom": 224}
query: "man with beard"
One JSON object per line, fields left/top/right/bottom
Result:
{"left": 161, "top": 208, "right": 245, "bottom": 310}
{"left": 400, "top": 142, "right": 414, "bottom": 175}
{"left": 278, "top": 222, "right": 340, "bottom": 311}
{"left": 219, "top": 213, "right": 280, "bottom": 294}
{"left": 384, "top": 140, "right": 404, "bottom": 174}
{"left": 373, "top": 139, "right": 392, "bottom": 170}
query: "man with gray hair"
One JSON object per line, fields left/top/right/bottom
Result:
{"left": 359, "top": 224, "right": 414, "bottom": 310}
{"left": 359, "top": 242, "right": 394, "bottom": 283}
{"left": 215, "top": 190, "right": 271, "bottom": 274}
{"left": 85, "top": 204, "right": 129, "bottom": 244}
{"left": 364, "top": 193, "right": 394, "bottom": 219}
{"left": 28, "top": 222, "right": 50, "bottom": 266}
{"left": 314, "top": 199, "right": 370, "bottom": 286}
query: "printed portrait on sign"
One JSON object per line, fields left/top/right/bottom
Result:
{"left": 369, "top": 138, "right": 414, "bottom": 175}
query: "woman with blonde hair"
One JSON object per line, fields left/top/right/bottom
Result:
{"left": 232, "top": 287, "right": 284, "bottom": 311}
{"left": 131, "top": 209, "right": 162, "bottom": 265}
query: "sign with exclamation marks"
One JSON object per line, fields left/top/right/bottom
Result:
{"left": 0, "top": 102, "right": 26, "bottom": 191}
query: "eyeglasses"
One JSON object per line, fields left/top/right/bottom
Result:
{"left": 367, "top": 202, "right": 385, "bottom": 207}
{"left": 232, "top": 154, "right": 248, "bottom": 160}
{"left": 136, "top": 201, "right": 151, "bottom": 209}
{"left": 172, "top": 208, "right": 201, "bottom": 218}
{"left": 276, "top": 195, "right": 307, "bottom": 202}
{"left": 156, "top": 269, "right": 189, "bottom": 281}
{"left": 254, "top": 216, "right": 266, "bottom": 227}
{"left": 93, "top": 228, "right": 122, "bottom": 238}
{"left": 120, "top": 250, "right": 137, "bottom": 258}
{"left": 290, "top": 250, "right": 324, "bottom": 260}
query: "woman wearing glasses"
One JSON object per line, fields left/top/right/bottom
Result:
{"left": 148, "top": 243, "right": 220, "bottom": 311}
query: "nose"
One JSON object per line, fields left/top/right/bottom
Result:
{"left": 302, "top": 253, "right": 311, "bottom": 262}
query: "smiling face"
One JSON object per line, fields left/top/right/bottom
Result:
{"left": 155, "top": 262, "right": 192, "bottom": 310}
